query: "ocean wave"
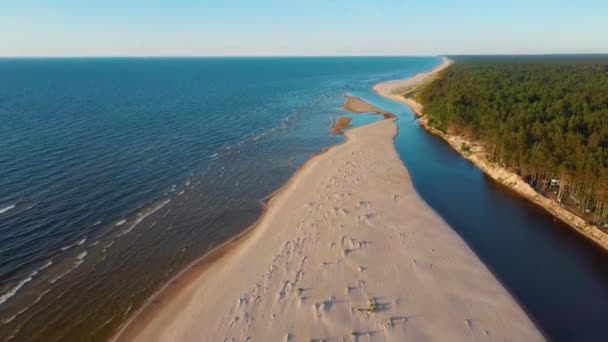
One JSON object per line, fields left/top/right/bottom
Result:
{"left": 114, "top": 219, "right": 126, "bottom": 226}
{"left": 76, "top": 250, "right": 88, "bottom": 260}
{"left": 2, "top": 288, "right": 51, "bottom": 324}
{"left": 59, "top": 238, "right": 87, "bottom": 251}
{"left": 49, "top": 255, "right": 85, "bottom": 284}
{"left": 0, "top": 277, "right": 32, "bottom": 306}
{"left": 0, "top": 204, "right": 15, "bottom": 215}
{"left": 117, "top": 199, "right": 171, "bottom": 237}
{"left": 0, "top": 260, "right": 52, "bottom": 306}
{"left": 248, "top": 113, "right": 297, "bottom": 143}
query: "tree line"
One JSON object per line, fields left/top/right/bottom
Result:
{"left": 418, "top": 56, "right": 608, "bottom": 224}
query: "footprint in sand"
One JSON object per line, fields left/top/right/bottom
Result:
{"left": 357, "top": 201, "right": 369, "bottom": 208}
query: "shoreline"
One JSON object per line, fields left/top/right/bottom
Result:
{"left": 374, "top": 57, "right": 608, "bottom": 252}
{"left": 115, "top": 96, "right": 542, "bottom": 340}
{"left": 113, "top": 118, "right": 364, "bottom": 342}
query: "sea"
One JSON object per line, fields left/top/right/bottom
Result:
{"left": 1, "top": 57, "right": 608, "bottom": 341}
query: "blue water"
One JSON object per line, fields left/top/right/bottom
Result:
{"left": 2, "top": 57, "right": 608, "bottom": 342}
{"left": 0, "top": 57, "right": 439, "bottom": 341}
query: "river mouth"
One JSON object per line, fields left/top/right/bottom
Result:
{"left": 359, "top": 87, "right": 608, "bottom": 342}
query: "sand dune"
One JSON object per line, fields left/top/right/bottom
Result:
{"left": 116, "top": 114, "right": 543, "bottom": 341}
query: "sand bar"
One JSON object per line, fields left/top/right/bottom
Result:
{"left": 342, "top": 95, "right": 395, "bottom": 119}
{"left": 115, "top": 109, "right": 542, "bottom": 341}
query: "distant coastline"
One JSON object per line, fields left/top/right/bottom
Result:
{"left": 374, "top": 57, "right": 608, "bottom": 252}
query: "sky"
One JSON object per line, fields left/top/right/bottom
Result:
{"left": 2, "top": 0, "right": 608, "bottom": 57}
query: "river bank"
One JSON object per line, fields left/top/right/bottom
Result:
{"left": 374, "top": 57, "right": 608, "bottom": 252}
{"left": 114, "top": 102, "right": 541, "bottom": 341}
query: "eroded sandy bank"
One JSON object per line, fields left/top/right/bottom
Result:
{"left": 374, "top": 57, "right": 608, "bottom": 252}
{"left": 115, "top": 111, "right": 542, "bottom": 341}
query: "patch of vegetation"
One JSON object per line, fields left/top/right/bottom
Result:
{"left": 419, "top": 56, "right": 608, "bottom": 222}
{"left": 460, "top": 143, "right": 471, "bottom": 154}
{"left": 357, "top": 298, "right": 380, "bottom": 313}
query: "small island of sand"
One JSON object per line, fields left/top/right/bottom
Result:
{"left": 115, "top": 92, "right": 542, "bottom": 341}
{"left": 342, "top": 95, "right": 396, "bottom": 119}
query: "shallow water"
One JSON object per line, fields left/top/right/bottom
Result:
{"left": 0, "top": 57, "right": 437, "bottom": 341}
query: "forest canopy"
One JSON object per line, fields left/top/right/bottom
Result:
{"left": 418, "top": 56, "right": 608, "bottom": 223}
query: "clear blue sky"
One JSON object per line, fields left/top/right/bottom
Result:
{"left": 2, "top": 0, "right": 607, "bottom": 57}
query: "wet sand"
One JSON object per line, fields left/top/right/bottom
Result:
{"left": 331, "top": 117, "right": 353, "bottom": 135}
{"left": 114, "top": 100, "right": 542, "bottom": 341}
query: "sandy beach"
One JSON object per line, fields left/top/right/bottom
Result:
{"left": 373, "top": 57, "right": 453, "bottom": 118}
{"left": 374, "top": 57, "right": 608, "bottom": 251}
{"left": 115, "top": 95, "right": 542, "bottom": 341}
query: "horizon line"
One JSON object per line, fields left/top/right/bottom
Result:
{"left": 2, "top": 53, "right": 608, "bottom": 59}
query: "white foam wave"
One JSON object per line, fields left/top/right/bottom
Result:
{"left": 0, "top": 259, "right": 54, "bottom": 306}
{"left": 248, "top": 114, "right": 296, "bottom": 143}
{"left": 114, "top": 219, "right": 126, "bottom": 226}
{"left": 39, "top": 260, "right": 53, "bottom": 270}
{"left": 117, "top": 199, "right": 171, "bottom": 237}
{"left": 2, "top": 288, "right": 51, "bottom": 324}
{"left": 0, "top": 204, "right": 15, "bottom": 215}
{"left": 49, "top": 257, "right": 85, "bottom": 284}
{"left": 76, "top": 250, "right": 88, "bottom": 260}
{"left": 59, "top": 238, "right": 87, "bottom": 251}
{"left": 0, "top": 273, "right": 34, "bottom": 306}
